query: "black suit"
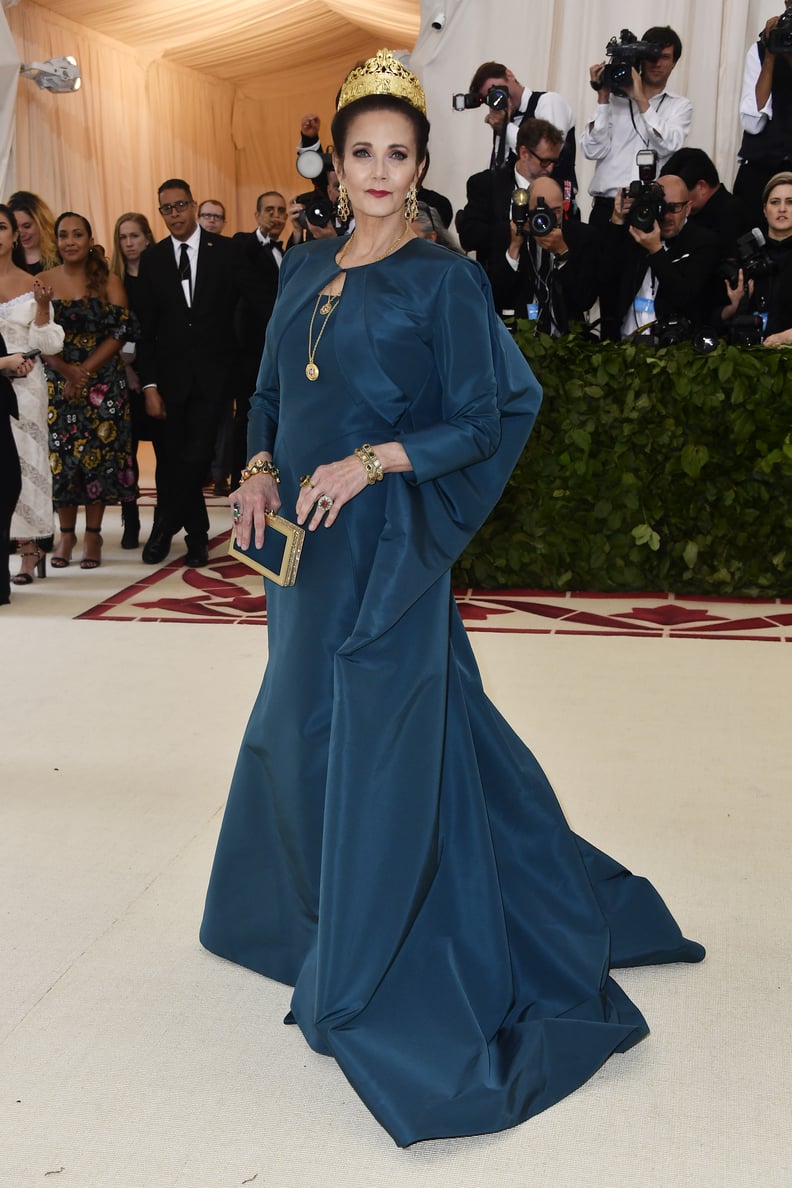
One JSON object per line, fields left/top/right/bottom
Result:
{"left": 487, "top": 219, "right": 599, "bottom": 330}
{"left": 230, "top": 230, "right": 282, "bottom": 483}
{"left": 600, "top": 219, "right": 723, "bottom": 339}
{"left": 457, "top": 164, "right": 517, "bottom": 272}
{"left": 135, "top": 229, "right": 262, "bottom": 542}
{"left": 0, "top": 333, "right": 21, "bottom": 604}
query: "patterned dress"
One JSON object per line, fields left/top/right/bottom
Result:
{"left": 46, "top": 297, "right": 139, "bottom": 506}
{"left": 0, "top": 294, "right": 64, "bottom": 537}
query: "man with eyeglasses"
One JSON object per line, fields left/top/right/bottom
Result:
{"left": 135, "top": 178, "right": 262, "bottom": 566}
{"left": 601, "top": 173, "right": 722, "bottom": 340}
{"left": 458, "top": 118, "right": 568, "bottom": 272}
{"left": 198, "top": 200, "right": 227, "bottom": 234}
{"left": 582, "top": 26, "right": 691, "bottom": 228}
{"left": 488, "top": 176, "right": 599, "bottom": 333}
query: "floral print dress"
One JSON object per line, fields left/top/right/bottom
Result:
{"left": 46, "top": 297, "right": 139, "bottom": 506}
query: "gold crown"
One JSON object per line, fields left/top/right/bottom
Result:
{"left": 337, "top": 49, "right": 427, "bottom": 116}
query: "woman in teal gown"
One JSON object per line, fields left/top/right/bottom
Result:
{"left": 200, "top": 51, "right": 704, "bottom": 1148}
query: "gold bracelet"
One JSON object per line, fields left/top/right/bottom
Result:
{"left": 240, "top": 457, "right": 280, "bottom": 484}
{"left": 354, "top": 443, "right": 384, "bottom": 485}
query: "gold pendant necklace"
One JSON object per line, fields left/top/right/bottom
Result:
{"left": 335, "top": 224, "right": 410, "bottom": 268}
{"left": 306, "top": 292, "right": 340, "bottom": 381}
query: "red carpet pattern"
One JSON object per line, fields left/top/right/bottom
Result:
{"left": 78, "top": 528, "right": 792, "bottom": 641}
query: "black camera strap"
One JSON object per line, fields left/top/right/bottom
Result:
{"left": 629, "top": 91, "right": 666, "bottom": 149}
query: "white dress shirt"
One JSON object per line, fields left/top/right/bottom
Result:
{"left": 739, "top": 43, "right": 772, "bottom": 135}
{"left": 171, "top": 224, "right": 201, "bottom": 306}
{"left": 256, "top": 226, "right": 282, "bottom": 267}
{"left": 504, "top": 85, "right": 575, "bottom": 156}
{"left": 580, "top": 89, "right": 692, "bottom": 197}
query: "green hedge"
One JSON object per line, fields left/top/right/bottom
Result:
{"left": 453, "top": 325, "right": 792, "bottom": 596}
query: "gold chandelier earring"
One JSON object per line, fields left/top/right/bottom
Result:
{"left": 404, "top": 184, "right": 419, "bottom": 222}
{"left": 337, "top": 182, "right": 350, "bottom": 222}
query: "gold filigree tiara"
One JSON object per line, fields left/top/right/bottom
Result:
{"left": 336, "top": 49, "right": 427, "bottom": 116}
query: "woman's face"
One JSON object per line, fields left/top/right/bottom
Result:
{"left": 14, "top": 211, "right": 40, "bottom": 253}
{"left": 57, "top": 216, "right": 92, "bottom": 264}
{"left": 764, "top": 183, "right": 792, "bottom": 239}
{"left": 337, "top": 109, "right": 422, "bottom": 222}
{"left": 0, "top": 213, "right": 16, "bottom": 257}
{"left": 118, "top": 220, "right": 148, "bottom": 263}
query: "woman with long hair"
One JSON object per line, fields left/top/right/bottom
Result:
{"left": 7, "top": 191, "right": 58, "bottom": 275}
{"left": 0, "top": 203, "right": 64, "bottom": 583}
{"left": 39, "top": 212, "right": 138, "bottom": 568}
{"left": 200, "top": 51, "right": 704, "bottom": 1147}
{"left": 110, "top": 212, "right": 154, "bottom": 548}
{"left": 722, "top": 170, "right": 792, "bottom": 344}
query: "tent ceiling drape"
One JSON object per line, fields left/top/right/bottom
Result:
{"left": 14, "top": 0, "right": 420, "bottom": 88}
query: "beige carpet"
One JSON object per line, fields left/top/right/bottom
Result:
{"left": 1, "top": 499, "right": 790, "bottom": 1188}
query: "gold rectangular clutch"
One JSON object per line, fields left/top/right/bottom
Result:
{"left": 227, "top": 512, "right": 305, "bottom": 586}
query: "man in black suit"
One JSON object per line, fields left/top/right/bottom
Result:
{"left": 487, "top": 176, "right": 598, "bottom": 330}
{"left": 136, "top": 178, "right": 262, "bottom": 566}
{"left": 230, "top": 191, "right": 286, "bottom": 485}
{"left": 456, "top": 118, "right": 566, "bottom": 272}
{"left": 600, "top": 174, "right": 723, "bottom": 339}
{"left": 660, "top": 148, "right": 752, "bottom": 252}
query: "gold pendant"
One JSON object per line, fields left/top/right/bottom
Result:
{"left": 320, "top": 299, "right": 335, "bottom": 315}
{"left": 306, "top": 362, "right": 319, "bottom": 381}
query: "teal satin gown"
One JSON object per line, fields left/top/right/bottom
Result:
{"left": 200, "top": 237, "right": 704, "bottom": 1146}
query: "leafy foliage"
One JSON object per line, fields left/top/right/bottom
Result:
{"left": 453, "top": 325, "right": 792, "bottom": 595}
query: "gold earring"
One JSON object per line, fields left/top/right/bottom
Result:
{"left": 404, "top": 184, "right": 419, "bottom": 222}
{"left": 337, "top": 182, "right": 350, "bottom": 222}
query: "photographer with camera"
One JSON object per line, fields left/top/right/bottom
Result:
{"left": 720, "top": 172, "right": 792, "bottom": 347}
{"left": 734, "top": 1, "right": 792, "bottom": 229}
{"left": 600, "top": 170, "right": 722, "bottom": 341}
{"left": 458, "top": 62, "right": 577, "bottom": 197}
{"left": 457, "top": 118, "right": 567, "bottom": 271}
{"left": 582, "top": 26, "right": 691, "bottom": 228}
{"left": 487, "top": 176, "right": 598, "bottom": 332}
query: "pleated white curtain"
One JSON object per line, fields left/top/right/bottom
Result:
{"left": 411, "top": 0, "right": 784, "bottom": 217}
{"left": 2, "top": 0, "right": 788, "bottom": 246}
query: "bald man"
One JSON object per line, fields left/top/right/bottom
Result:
{"left": 601, "top": 173, "right": 723, "bottom": 339}
{"left": 488, "top": 176, "right": 598, "bottom": 332}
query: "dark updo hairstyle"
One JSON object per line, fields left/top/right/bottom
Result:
{"left": 0, "top": 202, "right": 19, "bottom": 235}
{"left": 55, "top": 211, "right": 109, "bottom": 296}
{"left": 330, "top": 94, "right": 430, "bottom": 166}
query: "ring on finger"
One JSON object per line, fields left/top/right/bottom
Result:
{"left": 317, "top": 494, "right": 333, "bottom": 512}
{"left": 299, "top": 474, "right": 315, "bottom": 489}
{"left": 232, "top": 503, "right": 241, "bottom": 522}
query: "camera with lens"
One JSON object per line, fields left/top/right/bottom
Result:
{"left": 510, "top": 189, "right": 559, "bottom": 237}
{"left": 624, "top": 150, "right": 666, "bottom": 232}
{"left": 764, "top": 8, "right": 792, "bottom": 53}
{"left": 452, "top": 85, "right": 509, "bottom": 112}
{"left": 295, "top": 190, "right": 335, "bottom": 230}
{"left": 599, "top": 28, "right": 662, "bottom": 97}
{"left": 720, "top": 228, "right": 776, "bottom": 289}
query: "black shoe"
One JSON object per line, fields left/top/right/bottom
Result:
{"left": 121, "top": 504, "right": 141, "bottom": 549}
{"left": 184, "top": 537, "right": 209, "bottom": 567}
{"left": 142, "top": 528, "right": 173, "bottom": 564}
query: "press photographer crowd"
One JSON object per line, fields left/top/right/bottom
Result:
{"left": 2, "top": 11, "right": 792, "bottom": 601}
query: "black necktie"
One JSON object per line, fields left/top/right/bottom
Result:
{"left": 179, "top": 242, "right": 192, "bottom": 304}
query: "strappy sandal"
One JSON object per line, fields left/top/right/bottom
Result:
{"left": 50, "top": 526, "right": 77, "bottom": 568}
{"left": 12, "top": 542, "right": 46, "bottom": 584}
{"left": 80, "top": 526, "right": 103, "bottom": 570}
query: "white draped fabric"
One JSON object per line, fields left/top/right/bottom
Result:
{"left": 0, "top": 0, "right": 786, "bottom": 247}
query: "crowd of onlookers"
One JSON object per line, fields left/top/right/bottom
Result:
{"left": 3, "top": 12, "right": 792, "bottom": 602}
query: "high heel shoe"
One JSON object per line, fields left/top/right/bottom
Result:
{"left": 12, "top": 543, "right": 46, "bottom": 585}
{"left": 50, "top": 526, "right": 77, "bottom": 568}
{"left": 80, "top": 526, "right": 103, "bottom": 569}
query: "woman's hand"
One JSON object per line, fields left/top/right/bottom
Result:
{"left": 231, "top": 473, "right": 282, "bottom": 550}
{"left": 2, "top": 353, "right": 35, "bottom": 377}
{"left": 33, "top": 279, "right": 54, "bottom": 310}
{"left": 58, "top": 360, "right": 92, "bottom": 387}
{"left": 763, "top": 327, "right": 792, "bottom": 347}
{"left": 296, "top": 454, "right": 369, "bottom": 531}
{"left": 721, "top": 269, "right": 752, "bottom": 320}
